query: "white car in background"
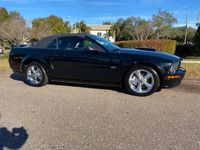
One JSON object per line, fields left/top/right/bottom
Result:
{"left": 0, "top": 48, "right": 3, "bottom": 54}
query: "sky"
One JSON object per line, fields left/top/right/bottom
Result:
{"left": 0, "top": 0, "right": 199, "bottom": 27}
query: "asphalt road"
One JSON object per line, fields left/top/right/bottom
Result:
{"left": 0, "top": 71, "right": 200, "bottom": 150}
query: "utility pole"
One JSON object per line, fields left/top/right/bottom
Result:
{"left": 197, "top": 12, "right": 200, "bottom": 27}
{"left": 184, "top": 15, "right": 188, "bottom": 45}
{"left": 74, "top": 18, "right": 77, "bottom": 33}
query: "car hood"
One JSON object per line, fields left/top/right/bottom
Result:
{"left": 118, "top": 48, "right": 180, "bottom": 62}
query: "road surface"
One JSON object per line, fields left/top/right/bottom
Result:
{"left": 0, "top": 71, "right": 200, "bottom": 150}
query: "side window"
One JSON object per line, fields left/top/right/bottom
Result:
{"left": 58, "top": 36, "right": 83, "bottom": 50}
{"left": 57, "top": 36, "right": 104, "bottom": 52}
{"left": 47, "top": 39, "right": 57, "bottom": 49}
{"left": 82, "top": 40, "right": 104, "bottom": 51}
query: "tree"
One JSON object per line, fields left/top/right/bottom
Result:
{"left": 74, "top": 21, "right": 90, "bottom": 33}
{"left": 0, "top": 10, "right": 28, "bottom": 45}
{"left": 132, "top": 18, "right": 153, "bottom": 40}
{"left": 110, "top": 17, "right": 153, "bottom": 41}
{"left": 152, "top": 9, "right": 177, "bottom": 39}
{"left": 194, "top": 26, "right": 200, "bottom": 51}
{"left": 103, "top": 21, "right": 112, "bottom": 25}
{"left": 0, "top": 7, "right": 8, "bottom": 22}
{"left": 110, "top": 17, "right": 134, "bottom": 41}
{"left": 170, "top": 27, "right": 196, "bottom": 44}
{"left": 64, "top": 21, "right": 71, "bottom": 33}
{"left": 31, "top": 15, "right": 71, "bottom": 40}
{"left": 46, "top": 15, "right": 71, "bottom": 34}
{"left": 31, "top": 20, "right": 54, "bottom": 40}
{"left": 0, "top": 7, "right": 9, "bottom": 47}
{"left": 109, "top": 23, "right": 120, "bottom": 40}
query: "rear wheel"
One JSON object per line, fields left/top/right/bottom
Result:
{"left": 25, "top": 62, "right": 48, "bottom": 87}
{"left": 125, "top": 65, "right": 160, "bottom": 96}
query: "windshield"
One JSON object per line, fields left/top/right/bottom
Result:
{"left": 88, "top": 34, "right": 120, "bottom": 51}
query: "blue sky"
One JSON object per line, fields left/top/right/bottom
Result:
{"left": 0, "top": 0, "right": 199, "bottom": 27}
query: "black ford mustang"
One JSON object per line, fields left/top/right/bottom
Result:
{"left": 9, "top": 34, "right": 186, "bottom": 96}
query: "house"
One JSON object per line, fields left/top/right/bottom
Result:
{"left": 88, "top": 25, "right": 115, "bottom": 42}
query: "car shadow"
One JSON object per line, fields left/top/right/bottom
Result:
{"left": 10, "top": 73, "right": 25, "bottom": 82}
{"left": 0, "top": 127, "right": 28, "bottom": 150}
{"left": 9, "top": 73, "right": 127, "bottom": 94}
{"left": 50, "top": 81, "right": 128, "bottom": 94}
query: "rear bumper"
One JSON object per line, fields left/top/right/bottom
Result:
{"left": 9, "top": 56, "right": 22, "bottom": 73}
{"left": 162, "top": 67, "right": 186, "bottom": 88}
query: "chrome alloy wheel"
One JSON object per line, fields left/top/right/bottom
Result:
{"left": 26, "top": 65, "right": 43, "bottom": 85}
{"left": 128, "top": 69, "right": 155, "bottom": 94}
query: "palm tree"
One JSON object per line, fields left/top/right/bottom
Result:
{"left": 109, "top": 23, "right": 120, "bottom": 41}
{"left": 74, "top": 21, "right": 91, "bottom": 33}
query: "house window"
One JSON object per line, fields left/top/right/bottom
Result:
{"left": 97, "top": 32, "right": 102, "bottom": 37}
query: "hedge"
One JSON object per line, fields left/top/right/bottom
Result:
{"left": 115, "top": 39, "right": 177, "bottom": 54}
{"left": 175, "top": 44, "right": 200, "bottom": 58}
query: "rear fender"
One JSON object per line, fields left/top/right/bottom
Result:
{"left": 20, "top": 56, "right": 50, "bottom": 73}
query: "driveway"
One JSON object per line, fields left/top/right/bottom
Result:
{"left": 0, "top": 71, "right": 200, "bottom": 150}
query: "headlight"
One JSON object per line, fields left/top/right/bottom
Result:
{"left": 168, "top": 61, "right": 180, "bottom": 74}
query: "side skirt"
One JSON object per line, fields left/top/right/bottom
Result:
{"left": 49, "top": 78, "right": 120, "bottom": 88}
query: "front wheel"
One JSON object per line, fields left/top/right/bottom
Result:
{"left": 125, "top": 66, "right": 160, "bottom": 96}
{"left": 25, "top": 62, "right": 48, "bottom": 87}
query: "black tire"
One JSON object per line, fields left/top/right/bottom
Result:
{"left": 124, "top": 65, "right": 160, "bottom": 96}
{"left": 25, "top": 62, "right": 48, "bottom": 87}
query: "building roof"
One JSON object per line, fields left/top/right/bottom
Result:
{"left": 88, "top": 25, "right": 111, "bottom": 31}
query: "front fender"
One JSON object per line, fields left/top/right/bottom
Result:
{"left": 123, "top": 58, "right": 166, "bottom": 84}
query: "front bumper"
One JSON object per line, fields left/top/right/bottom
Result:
{"left": 162, "top": 67, "right": 186, "bottom": 88}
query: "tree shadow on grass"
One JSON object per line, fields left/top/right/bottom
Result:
{"left": 0, "top": 127, "right": 28, "bottom": 150}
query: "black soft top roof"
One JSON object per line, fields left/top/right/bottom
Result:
{"left": 33, "top": 33, "right": 90, "bottom": 48}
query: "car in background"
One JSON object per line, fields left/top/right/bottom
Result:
{"left": 13, "top": 43, "right": 32, "bottom": 48}
{"left": 9, "top": 34, "right": 186, "bottom": 96}
{"left": 0, "top": 48, "right": 3, "bottom": 54}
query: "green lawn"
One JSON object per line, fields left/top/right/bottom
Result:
{"left": 0, "top": 50, "right": 10, "bottom": 70}
{"left": 0, "top": 59, "right": 10, "bottom": 71}
{"left": 182, "top": 63, "right": 200, "bottom": 78}
{"left": 0, "top": 50, "right": 9, "bottom": 59}
{"left": 184, "top": 56, "right": 200, "bottom": 61}
{"left": 0, "top": 54, "right": 8, "bottom": 60}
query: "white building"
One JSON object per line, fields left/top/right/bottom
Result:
{"left": 88, "top": 25, "right": 115, "bottom": 42}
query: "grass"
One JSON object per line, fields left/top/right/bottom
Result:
{"left": 0, "top": 59, "right": 10, "bottom": 71}
{"left": 182, "top": 63, "right": 200, "bottom": 78}
{"left": 184, "top": 56, "right": 200, "bottom": 60}
{"left": 0, "top": 50, "right": 10, "bottom": 71}
{"left": 0, "top": 54, "right": 9, "bottom": 60}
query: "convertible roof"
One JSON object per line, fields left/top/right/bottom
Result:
{"left": 33, "top": 33, "right": 90, "bottom": 48}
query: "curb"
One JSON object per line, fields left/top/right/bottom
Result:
{"left": 182, "top": 61, "right": 200, "bottom": 64}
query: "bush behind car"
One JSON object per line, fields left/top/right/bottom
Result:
{"left": 115, "top": 39, "right": 177, "bottom": 54}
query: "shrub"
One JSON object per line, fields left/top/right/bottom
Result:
{"left": 115, "top": 39, "right": 177, "bottom": 54}
{"left": 194, "top": 26, "right": 200, "bottom": 51}
{"left": 175, "top": 44, "right": 200, "bottom": 58}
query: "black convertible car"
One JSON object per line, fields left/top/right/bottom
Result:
{"left": 9, "top": 34, "right": 186, "bottom": 96}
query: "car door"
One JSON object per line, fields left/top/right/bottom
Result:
{"left": 54, "top": 36, "right": 122, "bottom": 84}
{"left": 75, "top": 38, "right": 122, "bottom": 83}
{"left": 49, "top": 36, "right": 81, "bottom": 79}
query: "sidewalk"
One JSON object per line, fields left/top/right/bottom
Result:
{"left": 182, "top": 60, "right": 200, "bottom": 64}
